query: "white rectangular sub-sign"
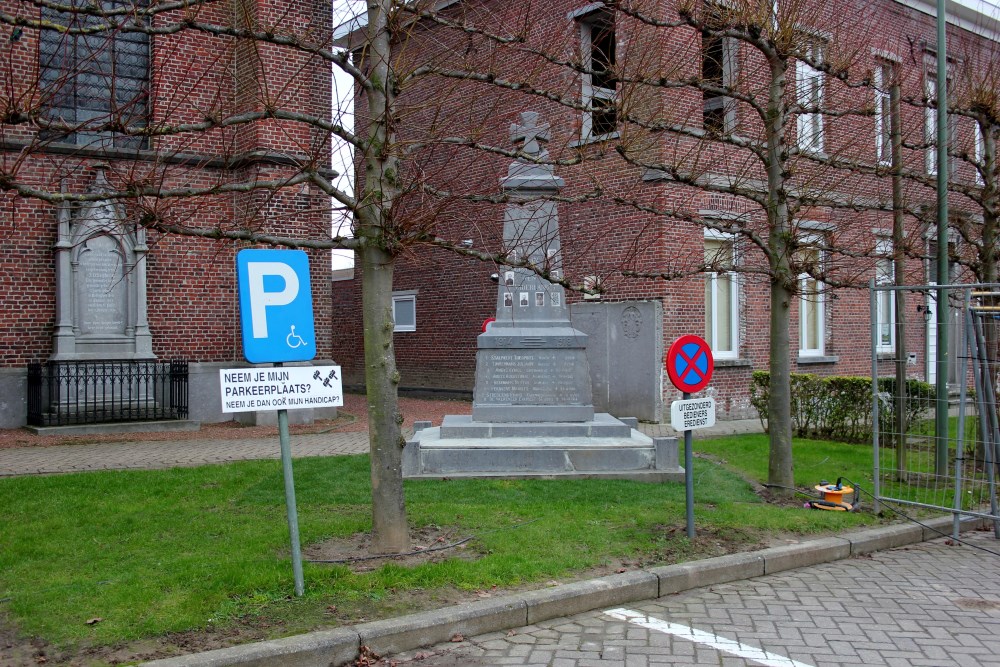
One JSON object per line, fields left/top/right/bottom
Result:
{"left": 670, "top": 397, "right": 716, "bottom": 431}
{"left": 220, "top": 366, "right": 343, "bottom": 413}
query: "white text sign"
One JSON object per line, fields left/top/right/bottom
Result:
{"left": 220, "top": 366, "right": 343, "bottom": 413}
{"left": 670, "top": 397, "right": 716, "bottom": 431}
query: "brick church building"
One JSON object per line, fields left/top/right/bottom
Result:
{"left": 331, "top": 0, "right": 999, "bottom": 421}
{"left": 0, "top": 0, "right": 334, "bottom": 428}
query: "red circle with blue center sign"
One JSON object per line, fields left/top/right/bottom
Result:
{"left": 666, "top": 335, "right": 714, "bottom": 393}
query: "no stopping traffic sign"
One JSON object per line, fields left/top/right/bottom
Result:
{"left": 666, "top": 335, "right": 714, "bottom": 393}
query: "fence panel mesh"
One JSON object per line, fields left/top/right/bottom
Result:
{"left": 872, "top": 283, "right": 1000, "bottom": 527}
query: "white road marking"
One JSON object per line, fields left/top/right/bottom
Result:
{"left": 604, "top": 608, "right": 816, "bottom": 667}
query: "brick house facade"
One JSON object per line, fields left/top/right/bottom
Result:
{"left": 330, "top": 0, "right": 998, "bottom": 421}
{"left": 0, "top": 0, "right": 334, "bottom": 428}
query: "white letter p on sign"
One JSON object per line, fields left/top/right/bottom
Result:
{"left": 247, "top": 262, "right": 299, "bottom": 338}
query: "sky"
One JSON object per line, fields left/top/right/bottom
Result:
{"left": 330, "top": 2, "right": 364, "bottom": 270}
{"left": 955, "top": 0, "right": 1000, "bottom": 15}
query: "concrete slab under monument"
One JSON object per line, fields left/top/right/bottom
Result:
{"left": 403, "top": 417, "right": 682, "bottom": 482}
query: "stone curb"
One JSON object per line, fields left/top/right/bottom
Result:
{"left": 142, "top": 515, "right": 982, "bottom": 667}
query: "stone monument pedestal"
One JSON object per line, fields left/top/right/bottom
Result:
{"left": 402, "top": 112, "right": 682, "bottom": 483}
{"left": 403, "top": 415, "right": 682, "bottom": 482}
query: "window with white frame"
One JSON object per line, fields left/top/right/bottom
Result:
{"left": 704, "top": 233, "right": 739, "bottom": 359}
{"left": 874, "top": 60, "right": 895, "bottom": 166}
{"left": 924, "top": 65, "right": 955, "bottom": 176}
{"left": 797, "top": 234, "right": 825, "bottom": 356}
{"left": 975, "top": 122, "right": 985, "bottom": 185}
{"left": 875, "top": 238, "right": 895, "bottom": 353}
{"left": 795, "top": 37, "right": 825, "bottom": 153}
{"left": 925, "top": 72, "right": 939, "bottom": 174}
{"left": 702, "top": 3, "right": 736, "bottom": 135}
{"left": 579, "top": 11, "right": 617, "bottom": 139}
{"left": 392, "top": 291, "right": 416, "bottom": 332}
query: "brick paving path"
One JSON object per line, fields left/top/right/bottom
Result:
{"left": 0, "top": 414, "right": 763, "bottom": 477}
{"left": 386, "top": 530, "right": 1000, "bottom": 666}
{"left": 0, "top": 431, "right": 372, "bottom": 476}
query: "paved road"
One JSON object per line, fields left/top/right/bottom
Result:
{"left": 384, "top": 531, "right": 1000, "bottom": 666}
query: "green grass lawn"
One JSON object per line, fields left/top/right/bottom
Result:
{"left": 906, "top": 413, "right": 979, "bottom": 446}
{"left": 696, "top": 433, "right": 878, "bottom": 492}
{"left": 0, "top": 440, "right": 886, "bottom": 652}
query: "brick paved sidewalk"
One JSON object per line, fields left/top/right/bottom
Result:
{"left": 0, "top": 398, "right": 762, "bottom": 477}
{"left": 384, "top": 529, "right": 1000, "bottom": 667}
{"left": 0, "top": 430, "right": 372, "bottom": 476}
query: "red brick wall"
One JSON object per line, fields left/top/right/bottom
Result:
{"left": 332, "top": 0, "right": 999, "bottom": 418}
{"left": 0, "top": 0, "right": 333, "bottom": 367}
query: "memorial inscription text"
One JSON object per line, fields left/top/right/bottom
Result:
{"left": 78, "top": 235, "right": 127, "bottom": 335}
{"left": 478, "top": 349, "right": 586, "bottom": 404}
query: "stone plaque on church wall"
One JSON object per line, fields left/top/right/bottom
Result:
{"left": 77, "top": 234, "right": 127, "bottom": 336}
{"left": 52, "top": 165, "right": 153, "bottom": 361}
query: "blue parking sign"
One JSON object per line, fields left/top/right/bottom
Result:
{"left": 237, "top": 249, "right": 316, "bottom": 363}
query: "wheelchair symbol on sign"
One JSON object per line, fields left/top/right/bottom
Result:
{"left": 286, "top": 325, "right": 308, "bottom": 349}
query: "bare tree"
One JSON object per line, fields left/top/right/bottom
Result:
{"left": 592, "top": 0, "right": 887, "bottom": 492}
{"left": 0, "top": 0, "right": 621, "bottom": 553}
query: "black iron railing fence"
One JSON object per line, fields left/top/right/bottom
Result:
{"left": 27, "top": 360, "right": 189, "bottom": 426}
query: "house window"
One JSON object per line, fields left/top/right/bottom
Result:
{"left": 924, "top": 66, "right": 955, "bottom": 176}
{"left": 579, "top": 12, "right": 617, "bottom": 139}
{"left": 795, "top": 37, "right": 824, "bottom": 153}
{"left": 975, "top": 122, "right": 985, "bottom": 185}
{"left": 927, "top": 239, "right": 956, "bottom": 284}
{"left": 797, "top": 234, "right": 825, "bottom": 357}
{"left": 704, "top": 233, "right": 739, "bottom": 359}
{"left": 925, "top": 73, "right": 939, "bottom": 174}
{"left": 701, "top": 10, "right": 736, "bottom": 135}
{"left": 39, "top": 0, "right": 150, "bottom": 149}
{"left": 392, "top": 292, "right": 416, "bottom": 332}
{"left": 875, "top": 239, "right": 894, "bottom": 353}
{"left": 874, "top": 60, "right": 895, "bottom": 166}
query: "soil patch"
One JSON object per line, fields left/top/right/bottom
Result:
{"left": 304, "top": 525, "right": 481, "bottom": 572}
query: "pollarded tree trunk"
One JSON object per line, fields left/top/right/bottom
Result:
{"left": 359, "top": 243, "right": 409, "bottom": 553}
{"left": 764, "top": 56, "right": 795, "bottom": 494}
{"left": 768, "top": 277, "right": 795, "bottom": 492}
{"left": 978, "top": 121, "right": 998, "bottom": 475}
{"left": 357, "top": 0, "right": 409, "bottom": 554}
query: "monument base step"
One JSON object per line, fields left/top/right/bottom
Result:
{"left": 440, "top": 413, "right": 630, "bottom": 439}
{"left": 25, "top": 420, "right": 202, "bottom": 436}
{"left": 403, "top": 469, "right": 683, "bottom": 482}
{"left": 404, "top": 418, "right": 682, "bottom": 483}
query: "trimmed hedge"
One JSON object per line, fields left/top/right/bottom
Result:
{"left": 749, "top": 371, "right": 935, "bottom": 443}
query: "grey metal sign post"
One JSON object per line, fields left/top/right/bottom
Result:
{"left": 666, "top": 336, "right": 715, "bottom": 539}
{"left": 228, "top": 249, "right": 343, "bottom": 597}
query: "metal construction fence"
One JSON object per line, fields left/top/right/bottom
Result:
{"left": 871, "top": 283, "right": 1000, "bottom": 536}
{"left": 27, "top": 359, "right": 189, "bottom": 426}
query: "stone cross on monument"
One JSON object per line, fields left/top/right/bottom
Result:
{"left": 511, "top": 111, "right": 550, "bottom": 158}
